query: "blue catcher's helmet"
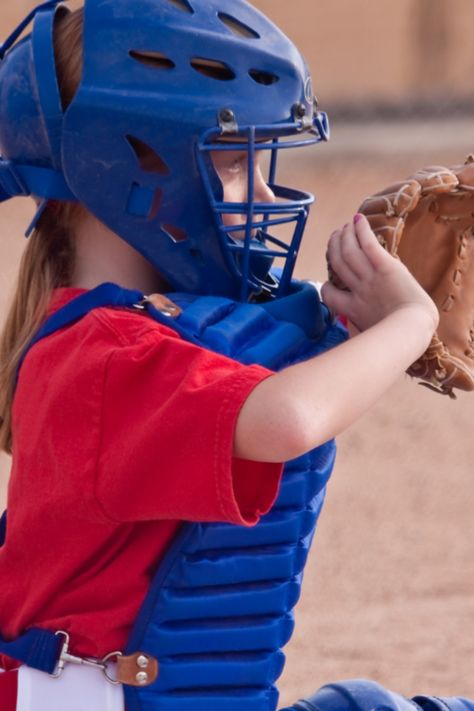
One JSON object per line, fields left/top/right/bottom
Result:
{"left": 0, "top": 0, "right": 329, "bottom": 301}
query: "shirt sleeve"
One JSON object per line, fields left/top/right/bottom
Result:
{"left": 95, "top": 325, "right": 283, "bottom": 526}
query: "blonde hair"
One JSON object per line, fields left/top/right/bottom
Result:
{"left": 0, "top": 8, "right": 84, "bottom": 454}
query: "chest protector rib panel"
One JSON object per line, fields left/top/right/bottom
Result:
{"left": 1, "top": 281, "right": 347, "bottom": 711}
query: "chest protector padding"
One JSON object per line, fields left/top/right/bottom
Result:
{"left": 123, "top": 284, "right": 347, "bottom": 711}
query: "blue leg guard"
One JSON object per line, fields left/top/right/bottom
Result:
{"left": 413, "top": 694, "right": 474, "bottom": 711}
{"left": 280, "top": 680, "right": 474, "bottom": 711}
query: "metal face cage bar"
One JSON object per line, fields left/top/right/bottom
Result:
{"left": 197, "top": 114, "right": 328, "bottom": 300}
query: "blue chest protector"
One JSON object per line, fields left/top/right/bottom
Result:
{"left": 0, "top": 281, "right": 347, "bottom": 710}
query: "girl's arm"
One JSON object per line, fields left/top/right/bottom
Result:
{"left": 234, "top": 215, "right": 439, "bottom": 463}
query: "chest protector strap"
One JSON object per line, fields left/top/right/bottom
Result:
{"left": 0, "top": 281, "right": 347, "bottom": 711}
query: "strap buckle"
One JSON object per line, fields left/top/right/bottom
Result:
{"left": 52, "top": 631, "right": 122, "bottom": 685}
{"left": 133, "top": 294, "right": 181, "bottom": 318}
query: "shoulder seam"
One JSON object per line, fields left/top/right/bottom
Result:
{"left": 91, "top": 308, "right": 161, "bottom": 348}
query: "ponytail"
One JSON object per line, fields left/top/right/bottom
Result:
{"left": 0, "top": 8, "right": 84, "bottom": 454}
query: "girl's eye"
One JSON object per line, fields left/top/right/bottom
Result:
{"left": 227, "top": 156, "right": 246, "bottom": 173}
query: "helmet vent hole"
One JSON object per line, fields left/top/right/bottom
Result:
{"left": 191, "top": 58, "right": 235, "bottom": 81}
{"left": 249, "top": 69, "right": 279, "bottom": 86}
{"left": 126, "top": 135, "right": 170, "bottom": 175}
{"left": 165, "top": 0, "right": 194, "bottom": 12}
{"left": 129, "top": 50, "right": 176, "bottom": 70}
{"left": 162, "top": 224, "right": 188, "bottom": 243}
{"left": 149, "top": 189, "right": 163, "bottom": 221}
{"left": 218, "top": 13, "right": 260, "bottom": 39}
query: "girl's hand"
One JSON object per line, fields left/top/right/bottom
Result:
{"left": 234, "top": 214, "right": 441, "bottom": 462}
{"left": 321, "top": 214, "right": 439, "bottom": 335}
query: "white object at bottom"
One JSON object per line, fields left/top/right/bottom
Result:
{"left": 16, "top": 663, "right": 125, "bottom": 711}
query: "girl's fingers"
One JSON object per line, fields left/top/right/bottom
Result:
{"left": 341, "top": 220, "right": 375, "bottom": 281}
{"left": 353, "top": 214, "right": 394, "bottom": 270}
{"left": 327, "top": 229, "right": 356, "bottom": 290}
{"left": 327, "top": 221, "right": 373, "bottom": 288}
{"left": 321, "top": 280, "right": 353, "bottom": 316}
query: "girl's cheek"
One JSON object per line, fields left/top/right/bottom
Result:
{"left": 222, "top": 174, "right": 247, "bottom": 200}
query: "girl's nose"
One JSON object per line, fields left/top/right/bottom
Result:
{"left": 253, "top": 169, "right": 276, "bottom": 204}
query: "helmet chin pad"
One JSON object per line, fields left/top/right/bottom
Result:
{"left": 237, "top": 234, "right": 276, "bottom": 296}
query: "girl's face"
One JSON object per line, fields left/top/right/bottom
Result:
{"left": 211, "top": 148, "right": 276, "bottom": 236}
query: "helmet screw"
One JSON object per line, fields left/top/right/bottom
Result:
{"left": 137, "top": 655, "right": 149, "bottom": 669}
{"left": 219, "top": 108, "right": 235, "bottom": 123}
{"left": 136, "top": 671, "right": 149, "bottom": 685}
{"left": 294, "top": 102, "right": 306, "bottom": 118}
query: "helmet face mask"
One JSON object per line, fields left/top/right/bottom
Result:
{"left": 198, "top": 115, "right": 329, "bottom": 301}
{"left": 0, "top": 0, "right": 329, "bottom": 301}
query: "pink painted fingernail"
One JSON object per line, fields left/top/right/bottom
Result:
{"left": 353, "top": 213, "right": 363, "bottom": 224}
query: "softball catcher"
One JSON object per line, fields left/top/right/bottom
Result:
{"left": 0, "top": 1, "right": 470, "bottom": 710}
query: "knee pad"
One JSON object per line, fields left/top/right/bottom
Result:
{"left": 413, "top": 695, "right": 474, "bottom": 711}
{"left": 281, "top": 680, "right": 474, "bottom": 711}
{"left": 280, "top": 679, "right": 411, "bottom": 711}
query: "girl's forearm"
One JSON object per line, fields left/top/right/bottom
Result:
{"left": 234, "top": 305, "right": 435, "bottom": 462}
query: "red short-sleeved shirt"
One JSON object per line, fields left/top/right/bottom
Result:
{"left": 0, "top": 288, "right": 283, "bottom": 670}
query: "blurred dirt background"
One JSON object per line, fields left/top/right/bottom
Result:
{"left": 0, "top": 0, "right": 473, "bottom": 707}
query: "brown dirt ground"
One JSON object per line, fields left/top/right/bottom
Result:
{"left": 1, "top": 123, "right": 473, "bottom": 706}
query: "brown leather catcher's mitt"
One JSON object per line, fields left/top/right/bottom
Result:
{"left": 341, "top": 156, "right": 474, "bottom": 398}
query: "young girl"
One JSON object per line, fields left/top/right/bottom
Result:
{"left": 0, "top": 1, "right": 444, "bottom": 710}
